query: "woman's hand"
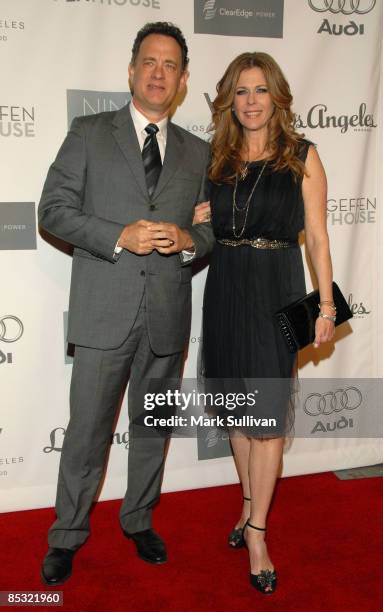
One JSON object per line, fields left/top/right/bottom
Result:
{"left": 313, "top": 305, "right": 335, "bottom": 348}
{"left": 193, "top": 201, "right": 211, "bottom": 225}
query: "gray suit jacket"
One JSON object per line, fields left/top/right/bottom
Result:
{"left": 38, "top": 104, "right": 214, "bottom": 354}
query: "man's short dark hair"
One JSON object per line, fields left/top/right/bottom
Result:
{"left": 131, "top": 22, "right": 189, "bottom": 71}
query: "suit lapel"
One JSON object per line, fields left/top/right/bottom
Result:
{"left": 112, "top": 106, "right": 185, "bottom": 202}
{"left": 112, "top": 104, "right": 148, "bottom": 198}
{"left": 152, "top": 121, "right": 184, "bottom": 201}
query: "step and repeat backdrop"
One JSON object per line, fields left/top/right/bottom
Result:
{"left": 1, "top": 0, "right": 383, "bottom": 512}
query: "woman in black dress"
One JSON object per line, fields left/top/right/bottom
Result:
{"left": 200, "top": 53, "right": 335, "bottom": 594}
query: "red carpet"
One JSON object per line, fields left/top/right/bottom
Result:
{"left": 1, "top": 472, "right": 382, "bottom": 611}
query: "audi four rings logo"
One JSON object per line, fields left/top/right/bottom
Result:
{"left": 304, "top": 387, "right": 362, "bottom": 416}
{"left": 0, "top": 316, "right": 24, "bottom": 343}
{"left": 308, "top": 0, "right": 376, "bottom": 13}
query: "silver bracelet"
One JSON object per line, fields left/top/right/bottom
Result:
{"left": 318, "top": 312, "right": 336, "bottom": 323}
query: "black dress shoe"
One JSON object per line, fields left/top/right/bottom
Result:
{"left": 123, "top": 528, "right": 167, "bottom": 564}
{"left": 41, "top": 547, "right": 75, "bottom": 586}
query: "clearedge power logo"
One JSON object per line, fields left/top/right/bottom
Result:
{"left": 0, "top": 203, "right": 37, "bottom": 249}
{"left": 194, "top": 0, "right": 284, "bottom": 38}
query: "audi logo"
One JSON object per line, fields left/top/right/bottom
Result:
{"left": 308, "top": 0, "right": 376, "bottom": 14}
{"left": 0, "top": 315, "right": 24, "bottom": 343}
{"left": 304, "top": 387, "right": 362, "bottom": 416}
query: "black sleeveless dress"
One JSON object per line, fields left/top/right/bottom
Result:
{"left": 201, "top": 140, "right": 311, "bottom": 436}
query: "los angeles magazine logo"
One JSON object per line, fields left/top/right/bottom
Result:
{"left": 0, "top": 430, "right": 24, "bottom": 478}
{"left": 294, "top": 102, "right": 376, "bottom": 134}
{"left": 43, "top": 427, "right": 130, "bottom": 452}
{"left": 186, "top": 94, "right": 377, "bottom": 139}
{"left": 0, "top": 18, "right": 25, "bottom": 44}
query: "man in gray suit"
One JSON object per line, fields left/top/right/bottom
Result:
{"left": 39, "top": 22, "right": 213, "bottom": 585}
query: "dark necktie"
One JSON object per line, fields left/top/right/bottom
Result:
{"left": 142, "top": 123, "right": 162, "bottom": 198}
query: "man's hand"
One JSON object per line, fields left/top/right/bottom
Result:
{"left": 117, "top": 220, "right": 155, "bottom": 255}
{"left": 149, "top": 222, "right": 194, "bottom": 254}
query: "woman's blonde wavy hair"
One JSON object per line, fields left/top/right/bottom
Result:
{"left": 208, "top": 52, "right": 306, "bottom": 184}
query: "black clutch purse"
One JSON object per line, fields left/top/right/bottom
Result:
{"left": 274, "top": 282, "right": 353, "bottom": 353}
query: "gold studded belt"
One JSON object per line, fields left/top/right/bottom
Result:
{"left": 217, "top": 238, "right": 298, "bottom": 249}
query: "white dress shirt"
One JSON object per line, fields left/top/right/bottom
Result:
{"left": 129, "top": 100, "right": 168, "bottom": 162}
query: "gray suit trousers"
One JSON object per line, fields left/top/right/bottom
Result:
{"left": 48, "top": 295, "right": 183, "bottom": 550}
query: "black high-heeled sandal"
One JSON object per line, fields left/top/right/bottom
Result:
{"left": 227, "top": 496, "right": 251, "bottom": 549}
{"left": 244, "top": 521, "right": 277, "bottom": 594}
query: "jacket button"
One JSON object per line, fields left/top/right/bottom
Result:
{"left": 140, "top": 270, "right": 145, "bottom": 276}
{"left": 150, "top": 204, "right": 156, "bottom": 211}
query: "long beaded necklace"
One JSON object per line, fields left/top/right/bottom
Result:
{"left": 232, "top": 160, "right": 267, "bottom": 238}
